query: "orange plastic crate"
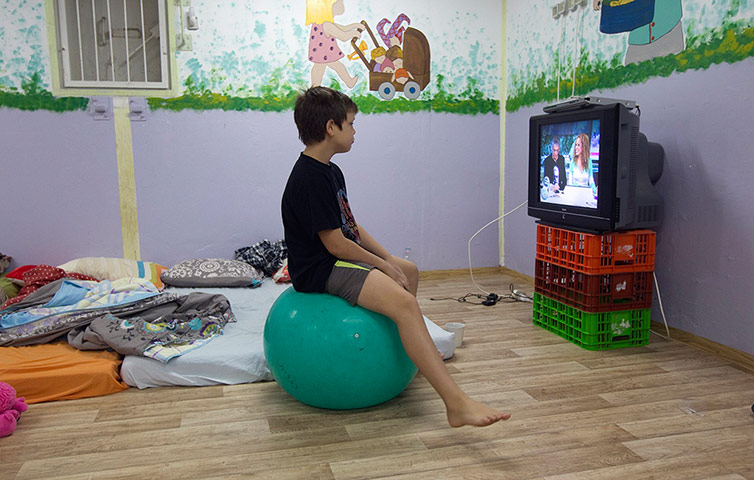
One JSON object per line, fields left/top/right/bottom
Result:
{"left": 534, "top": 259, "right": 653, "bottom": 312}
{"left": 536, "top": 224, "right": 656, "bottom": 274}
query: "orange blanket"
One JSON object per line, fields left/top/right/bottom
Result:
{"left": 0, "top": 342, "right": 129, "bottom": 403}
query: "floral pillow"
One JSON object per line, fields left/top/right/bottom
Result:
{"left": 160, "top": 258, "right": 264, "bottom": 288}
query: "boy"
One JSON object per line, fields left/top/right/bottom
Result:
{"left": 282, "top": 86, "right": 510, "bottom": 427}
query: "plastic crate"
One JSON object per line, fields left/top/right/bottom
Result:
{"left": 534, "top": 259, "right": 653, "bottom": 312}
{"left": 532, "top": 293, "right": 650, "bottom": 350}
{"left": 536, "top": 224, "right": 656, "bottom": 274}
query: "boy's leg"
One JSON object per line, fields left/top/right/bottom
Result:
{"left": 356, "top": 268, "right": 510, "bottom": 427}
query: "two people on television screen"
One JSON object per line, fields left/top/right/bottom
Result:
{"left": 543, "top": 135, "right": 596, "bottom": 195}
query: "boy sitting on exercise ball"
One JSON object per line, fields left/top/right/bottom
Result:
{"left": 281, "top": 86, "right": 510, "bottom": 427}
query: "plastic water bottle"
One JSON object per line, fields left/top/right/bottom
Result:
{"left": 404, "top": 247, "right": 411, "bottom": 260}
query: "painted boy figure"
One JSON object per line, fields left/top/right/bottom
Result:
{"left": 281, "top": 86, "right": 510, "bottom": 427}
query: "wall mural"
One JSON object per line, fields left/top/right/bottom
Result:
{"left": 595, "top": 0, "right": 685, "bottom": 65}
{"left": 506, "top": 0, "right": 754, "bottom": 112}
{"left": 0, "top": 0, "right": 498, "bottom": 115}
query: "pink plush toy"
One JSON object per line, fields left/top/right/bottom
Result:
{"left": 0, "top": 381, "right": 28, "bottom": 438}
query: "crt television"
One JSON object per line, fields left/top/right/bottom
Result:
{"left": 527, "top": 103, "right": 665, "bottom": 233}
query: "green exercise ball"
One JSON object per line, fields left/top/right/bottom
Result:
{"left": 264, "top": 287, "right": 417, "bottom": 410}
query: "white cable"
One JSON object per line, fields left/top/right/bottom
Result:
{"left": 467, "top": 200, "right": 528, "bottom": 295}
{"left": 572, "top": 7, "right": 585, "bottom": 97}
{"left": 652, "top": 271, "right": 671, "bottom": 339}
{"left": 557, "top": 14, "right": 566, "bottom": 100}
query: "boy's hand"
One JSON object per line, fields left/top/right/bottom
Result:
{"left": 379, "top": 259, "right": 410, "bottom": 291}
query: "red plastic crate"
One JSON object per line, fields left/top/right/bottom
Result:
{"left": 534, "top": 259, "right": 653, "bottom": 312}
{"left": 536, "top": 224, "right": 656, "bottom": 274}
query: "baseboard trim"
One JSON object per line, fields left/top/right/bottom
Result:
{"left": 651, "top": 321, "right": 754, "bottom": 373}
{"left": 418, "top": 266, "right": 532, "bottom": 282}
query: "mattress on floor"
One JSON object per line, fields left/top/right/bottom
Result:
{"left": 0, "top": 342, "right": 129, "bottom": 403}
{"left": 120, "top": 282, "right": 456, "bottom": 388}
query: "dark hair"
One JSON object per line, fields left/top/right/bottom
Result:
{"left": 294, "top": 86, "right": 358, "bottom": 146}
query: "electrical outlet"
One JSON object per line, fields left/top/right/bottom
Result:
{"left": 174, "top": 0, "right": 191, "bottom": 6}
{"left": 129, "top": 97, "right": 148, "bottom": 122}
{"left": 90, "top": 96, "right": 112, "bottom": 121}
{"left": 552, "top": 1, "right": 566, "bottom": 18}
{"left": 176, "top": 34, "right": 192, "bottom": 51}
{"left": 567, "top": 0, "right": 588, "bottom": 10}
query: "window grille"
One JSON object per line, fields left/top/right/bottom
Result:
{"left": 54, "top": 0, "right": 170, "bottom": 90}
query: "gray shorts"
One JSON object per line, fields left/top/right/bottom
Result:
{"left": 325, "top": 260, "right": 375, "bottom": 306}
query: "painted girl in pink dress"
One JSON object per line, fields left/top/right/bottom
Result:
{"left": 306, "top": 0, "right": 363, "bottom": 88}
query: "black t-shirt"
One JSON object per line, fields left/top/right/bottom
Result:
{"left": 281, "top": 153, "right": 361, "bottom": 292}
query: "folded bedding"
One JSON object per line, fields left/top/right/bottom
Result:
{"left": 0, "top": 279, "right": 234, "bottom": 364}
{"left": 0, "top": 276, "right": 234, "bottom": 403}
{"left": 67, "top": 292, "right": 233, "bottom": 363}
{"left": 1, "top": 265, "right": 99, "bottom": 310}
{"left": 0, "top": 342, "right": 128, "bottom": 403}
{"left": 121, "top": 282, "right": 290, "bottom": 388}
{"left": 0, "top": 278, "right": 160, "bottom": 328}
{"left": 121, "top": 283, "right": 457, "bottom": 388}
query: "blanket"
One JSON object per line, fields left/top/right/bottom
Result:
{"left": 0, "top": 279, "right": 234, "bottom": 362}
{"left": 0, "top": 278, "right": 160, "bottom": 328}
{"left": 67, "top": 293, "right": 232, "bottom": 362}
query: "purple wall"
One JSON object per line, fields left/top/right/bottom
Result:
{"left": 3, "top": 108, "right": 500, "bottom": 273}
{"left": 1, "top": 109, "right": 123, "bottom": 268}
{"left": 504, "top": 59, "right": 754, "bottom": 356}
{"left": 133, "top": 110, "right": 501, "bottom": 270}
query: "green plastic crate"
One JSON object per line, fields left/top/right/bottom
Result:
{"left": 533, "top": 293, "right": 650, "bottom": 350}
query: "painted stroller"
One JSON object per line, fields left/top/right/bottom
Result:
{"left": 350, "top": 20, "right": 430, "bottom": 100}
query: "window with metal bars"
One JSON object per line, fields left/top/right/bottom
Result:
{"left": 53, "top": 0, "right": 171, "bottom": 91}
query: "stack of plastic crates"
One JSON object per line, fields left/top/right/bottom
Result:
{"left": 532, "top": 224, "right": 656, "bottom": 350}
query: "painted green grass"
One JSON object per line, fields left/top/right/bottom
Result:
{"left": 147, "top": 74, "right": 499, "bottom": 115}
{"left": 506, "top": 20, "right": 754, "bottom": 112}
{"left": 0, "top": 73, "right": 88, "bottom": 112}
{"left": 3, "top": 20, "right": 752, "bottom": 115}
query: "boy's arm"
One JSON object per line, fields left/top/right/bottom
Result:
{"left": 357, "top": 223, "right": 413, "bottom": 284}
{"left": 355, "top": 223, "right": 391, "bottom": 261}
{"left": 318, "top": 228, "right": 410, "bottom": 290}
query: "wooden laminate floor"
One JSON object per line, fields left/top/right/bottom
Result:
{"left": 2, "top": 268, "right": 754, "bottom": 479}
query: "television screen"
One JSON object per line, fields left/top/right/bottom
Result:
{"left": 528, "top": 103, "right": 664, "bottom": 233}
{"left": 538, "top": 119, "right": 601, "bottom": 210}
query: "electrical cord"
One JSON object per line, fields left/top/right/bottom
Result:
{"left": 468, "top": 200, "right": 528, "bottom": 297}
{"left": 432, "top": 200, "right": 531, "bottom": 307}
{"left": 556, "top": 12, "right": 566, "bottom": 100}
{"left": 430, "top": 284, "right": 533, "bottom": 306}
{"left": 572, "top": 6, "right": 586, "bottom": 97}
{"left": 650, "top": 270, "right": 671, "bottom": 339}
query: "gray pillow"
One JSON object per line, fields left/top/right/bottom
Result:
{"left": 160, "top": 258, "right": 264, "bottom": 287}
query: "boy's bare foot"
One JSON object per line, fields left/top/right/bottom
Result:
{"left": 447, "top": 397, "right": 510, "bottom": 427}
